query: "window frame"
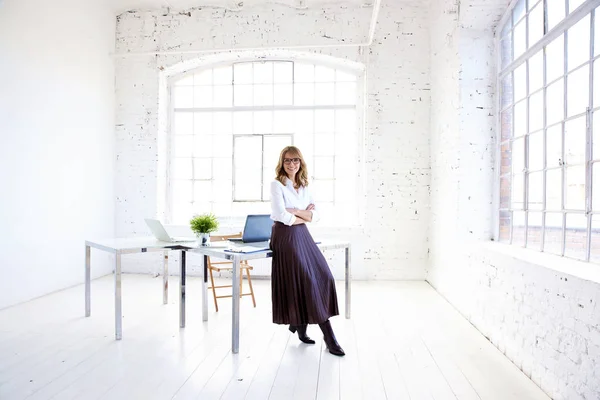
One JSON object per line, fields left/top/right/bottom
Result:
{"left": 495, "top": 0, "right": 600, "bottom": 262}
{"left": 165, "top": 59, "right": 363, "bottom": 226}
{"left": 232, "top": 133, "right": 293, "bottom": 202}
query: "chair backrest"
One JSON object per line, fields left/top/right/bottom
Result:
{"left": 210, "top": 232, "right": 242, "bottom": 242}
{"left": 208, "top": 232, "right": 246, "bottom": 267}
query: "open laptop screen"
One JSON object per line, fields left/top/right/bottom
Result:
{"left": 237, "top": 214, "right": 273, "bottom": 243}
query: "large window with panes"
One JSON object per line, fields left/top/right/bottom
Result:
{"left": 168, "top": 60, "right": 361, "bottom": 226}
{"left": 498, "top": 0, "right": 600, "bottom": 262}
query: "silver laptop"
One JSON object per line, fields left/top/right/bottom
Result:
{"left": 145, "top": 219, "right": 195, "bottom": 242}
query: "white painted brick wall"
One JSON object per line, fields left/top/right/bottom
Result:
{"left": 428, "top": 0, "right": 461, "bottom": 280}
{"left": 429, "top": 1, "right": 600, "bottom": 398}
{"left": 431, "top": 244, "right": 600, "bottom": 400}
{"left": 114, "top": 0, "right": 431, "bottom": 280}
{"left": 114, "top": 0, "right": 600, "bottom": 396}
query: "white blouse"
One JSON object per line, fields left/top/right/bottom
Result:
{"left": 270, "top": 178, "right": 320, "bottom": 226}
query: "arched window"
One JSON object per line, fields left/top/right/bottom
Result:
{"left": 168, "top": 59, "right": 361, "bottom": 226}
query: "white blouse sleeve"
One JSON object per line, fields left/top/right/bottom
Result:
{"left": 270, "top": 181, "right": 296, "bottom": 226}
{"left": 307, "top": 185, "right": 320, "bottom": 223}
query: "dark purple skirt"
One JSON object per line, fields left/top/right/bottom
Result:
{"left": 270, "top": 222, "right": 339, "bottom": 325}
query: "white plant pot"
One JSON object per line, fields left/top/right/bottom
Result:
{"left": 197, "top": 233, "right": 210, "bottom": 246}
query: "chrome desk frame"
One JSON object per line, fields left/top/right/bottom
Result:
{"left": 84, "top": 238, "right": 193, "bottom": 340}
{"left": 84, "top": 238, "right": 351, "bottom": 354}
{"left": 189, "top": 240, "right": 351, "bottom": 354}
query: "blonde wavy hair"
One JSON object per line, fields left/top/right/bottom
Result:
{"left": 275, "top": 146, "right": 309, "bottom": 188}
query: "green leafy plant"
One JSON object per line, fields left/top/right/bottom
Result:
{"left": 189, "top": 213, "right": 219, "bottom": 236}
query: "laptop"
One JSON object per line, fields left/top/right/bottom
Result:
{"left": 145, "top": 219, "right": 195, "bottom": 242}
{"left": 229, "top": 214, "right": 273, "bottom": 244}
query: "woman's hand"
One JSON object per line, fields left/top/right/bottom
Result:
{"left": 306, "top": 204, "right": 315, "bottom": 211}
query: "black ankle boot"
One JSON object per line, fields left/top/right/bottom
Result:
{"left": 289, "top": 324, "right": 316, "bottom": 344}
{"left": 318, "top": 320, "right": 345, "bottom": 356}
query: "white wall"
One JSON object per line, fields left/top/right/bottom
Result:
{"left": 438, "top": 243, "right": 600, "bottom": 400}
{"left": 428, "top": 0, "right": 600, "bottom": 398}
{"left": 113, "top": 0, "right": 431, "bottom": 280}
{"left": 0, "top": 0, "right": 116, "bottom": 309}
{"left": 428, "top": 0, "right": 461, "bottom": 278}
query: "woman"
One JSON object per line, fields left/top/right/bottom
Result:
{"left": 269, "top": 146, "right": 344, "bottom": 356}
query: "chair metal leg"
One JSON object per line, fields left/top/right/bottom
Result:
{"left": 209, "top": 267, "right": 219, "bottom": 312}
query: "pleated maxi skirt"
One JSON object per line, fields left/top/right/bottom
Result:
{"left": 270, "top": 222, "right": 339, "bottom": 325}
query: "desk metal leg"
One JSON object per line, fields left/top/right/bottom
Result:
{"left": 115, "top": 253, "right": 122, "bottom": 340}
{"left": 163, "top": 251, "right": 169, "bottom": 305}
{"left": 232, "top": 255, "right": 241, "bottom": 354}
{"left": 345, "top": 246, "right": 351, "bottom": 319}
{"left": 202, "top": 255, "right": 208, "bottom": 322}
{"left": 180, "top": 250, "right": 186, "bottom": 328}
{"left": 85, "top": 245, "right": 91, "bottom": 317}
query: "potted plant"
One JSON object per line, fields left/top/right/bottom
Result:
{"left": 189, "top": 213, "right": 219, "bottom": 246}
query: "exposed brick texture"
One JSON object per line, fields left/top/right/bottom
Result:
{"left": 114, "top": 1, "right": 431, "bottom": 280}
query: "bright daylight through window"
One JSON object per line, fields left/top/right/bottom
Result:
{"left": 498, "top": 0, "right": 600, "bottom": 262}
{"left": 169, "top": 60, "right": 360, "bottom": 226}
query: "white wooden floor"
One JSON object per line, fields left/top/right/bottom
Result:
{"left": 0, "top": 275, "right": 549, "bottom": 400}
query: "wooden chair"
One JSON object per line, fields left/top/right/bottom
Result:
{"left": 207, "top": 233, "right": 257, "bottom": 312}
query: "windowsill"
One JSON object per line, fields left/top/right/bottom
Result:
{"left": 479, "top": 240, "right": 600, "bottom": 285}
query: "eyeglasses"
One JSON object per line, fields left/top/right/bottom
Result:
{"left": 283, "top": 158, "right": 301, "bottom": 165}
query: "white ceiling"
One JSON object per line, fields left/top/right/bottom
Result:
{"left": 108, "top": 0, "right": 369, "bottom": 14}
